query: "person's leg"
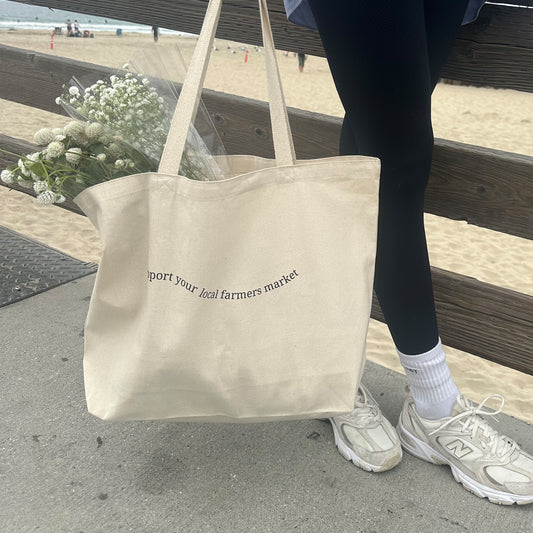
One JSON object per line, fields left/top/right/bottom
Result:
{"left": 308, "top": 0, "right": 439, "bottom": 473}
{"left": 310, "top": 0, "right": 468, "bottom": 420}
{"left": 312, "top": 0, "right": 468, "bottom": 355}
{"left": 308, "top": 2, "right": 533, "bottom": 505}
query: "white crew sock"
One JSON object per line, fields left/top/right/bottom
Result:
{"left": 397, "top": 338, "right": 459, "bottom": 420}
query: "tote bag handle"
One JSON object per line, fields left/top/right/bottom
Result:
{"left": 158, "top": 0, "right": 296, "bottom": 174}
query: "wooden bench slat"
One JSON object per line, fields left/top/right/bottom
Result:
{"left": 0, "top": 44, "right": 115, "bottom": 115}
{"left": 1, "top": 45, "right": 533, "bottom": 241}
{"left": 371, "top": 267, "right": 533, "bottom": 376}
{"left": 10, "top": 0, "right": 533, "bottom": 91}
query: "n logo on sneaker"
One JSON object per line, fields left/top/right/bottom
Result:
{"left": 446, "top": 439, "right": 473, "bottom": 458}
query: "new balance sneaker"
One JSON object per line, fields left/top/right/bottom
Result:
{"left": 329, "top": 384, "right": 402, "bottom": 472}
{"left": 397, "top": 394, "right": 533, "bottom": 505}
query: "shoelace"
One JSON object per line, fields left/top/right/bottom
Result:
{"left": 345, "top": 388, "right": 380, "bottom": 425}
{"left": 429, "top": 394, "right": 517, "bottom": 457}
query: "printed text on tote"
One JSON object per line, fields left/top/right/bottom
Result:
{"left": 147, "top": 270, "right": 299, "bottom": 300}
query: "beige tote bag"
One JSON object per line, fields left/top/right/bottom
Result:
{"left": 74, "top": 0, "right": 381, "bottom": 422}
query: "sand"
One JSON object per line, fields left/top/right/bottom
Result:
{"left": 1, "top": 30, "right": 532, "bottom": 423}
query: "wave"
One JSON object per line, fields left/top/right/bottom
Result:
{"left": 0, "top": 20, "right": 194, "bottom": 36}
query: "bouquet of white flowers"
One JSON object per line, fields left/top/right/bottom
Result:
{"left": 1, "top": 49, "right": 227, "bottom": 205}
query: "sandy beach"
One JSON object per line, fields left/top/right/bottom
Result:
{"left": 1, "top": 30, "right": 532, "bottom": 423}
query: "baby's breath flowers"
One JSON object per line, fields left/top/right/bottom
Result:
{"left": 58, "top": 70, "right": 170, "bottom": 161}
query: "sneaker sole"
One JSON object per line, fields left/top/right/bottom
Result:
{"left": 330, "top": 419, "right": 402, "bottom": 473}
{"left": 397, "top": 418, "right": 533, "bottom": 506}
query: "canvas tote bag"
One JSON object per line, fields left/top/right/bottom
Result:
{"left": 74, "top": 0, "right": 381, "bottom": 422}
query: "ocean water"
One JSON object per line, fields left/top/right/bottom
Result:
{"left": 0, "top": 0, "right": 193, "bottom": 35}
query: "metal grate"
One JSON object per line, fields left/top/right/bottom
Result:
{"left": 0, "top": 225, "right": 97, "bottom": 307}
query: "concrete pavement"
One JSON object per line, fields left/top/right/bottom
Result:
{"left": 1, "top": 274, "right": 532, "bottom": 532}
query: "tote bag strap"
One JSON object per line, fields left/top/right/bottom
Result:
{"left": 158, "top": 0, "right": 296, "bottom": 174}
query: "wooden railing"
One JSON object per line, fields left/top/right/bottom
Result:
{"left": 1, "top": 1, "right": 532, "bottom": 375}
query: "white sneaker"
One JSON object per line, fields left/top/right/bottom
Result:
{"left": 397, "top": 394, "right": 533, "bottom": 505}
{"left": 329, "top": 384, "right": 402, "bottom": 472}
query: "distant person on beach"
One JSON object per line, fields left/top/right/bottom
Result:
{"left": 283, "top": 0, "right": 533, "bottom": 506}
{"left": 66, "top": 19, "right": 72, "bottom": 36}
{"left": 297, "top": 52, "right": 307, "bottom": 72}
{"left": 72, "top": 20, "right": 82, "bottom": 37}
{"left": 152, "top": 26, "right": 159, "bottom": 42}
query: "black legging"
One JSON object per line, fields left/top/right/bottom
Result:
{"left": 308, "top": 0, "right": 469, "bottom": 354}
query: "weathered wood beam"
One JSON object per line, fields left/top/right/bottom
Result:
{"left": 2, "top": 46, "right": 531, "bottom": 240}
{"left": 11, "top": 0, "right": 533, "bottom": 92}
{"left": 371, "top": 268, "right": 533, "bottom": 376}
{"left": 2, "top": 133, "right": 532, "bottom": 375}
{"left": 427, "top": 141, "right": 533, "bottom": 242}
{"left": 0, "top": 44, "right": 116, "bottom": 115}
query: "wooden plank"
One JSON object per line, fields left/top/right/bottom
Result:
{"left": 202, "top": 92, "right": 533, "bottom": 241}
{"left": 1, "top": 47, "right": 533, "bottom": 239}
{"left": 0, "top": 45, "right": 115, "bottom": 115}
{"left": 371, "top": 267, "right": 533, "bottom": 376}
{"left": 442, "top": 38, "right": 533, "bottom": 93}
{"left": 11, "top": 0, "right": 533, "bottom": 91}
{"left": 2, "top": 132, "right": 532, "bottom": 374}
{"left": 428, "top": 141, "right": 533, "bottom": 242}
{"left": 0, "top": 134, "right": 36, "bottom": 166}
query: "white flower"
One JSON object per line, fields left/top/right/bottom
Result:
{"left": 34, "top": 127, "right": 55, "bottom": 146}
{"left": 1, "top": 169, "right": 14, "bottom": 184}
{"left": 17, "top": 158, "right": 31, "bottom": 177}
{"left": 96, "top": 153, "right": 106, "bottom": 162}
{"left": 114, "top": 159, "right": 126, "bottom": 169}
{"left": 69, "top": 86, "right": 80, "bottom": 96}
{"left": 33, "top": 180, "right": 48, "bottom": 193}
{"left": 85, "top": 122, "right": 104, "bottom": 139}
{"left": 64, "top": 121, "right": 87, "bottom": 142}
{"left": 36, "top": 190, "right": 57, "bottom": 205}
{"left": 54, "top": 134, "right": 66, "bottom": 142}
{"left": 46, "top": 141, "right": 65, "bottom": 159}
{"left": 107, "top": 142, "right": 123, "bottom": 156}
{"left": 56, "top": 195, "right": 66, "bottom": 204}
{"left": 27, "top": 152, "right": 41, "bottom": 163}
{"left": 65, "top": 147, "right": 82, "bottom": 165}
{"left": 55, "top": 97, "right": 62, "bottom": 105}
